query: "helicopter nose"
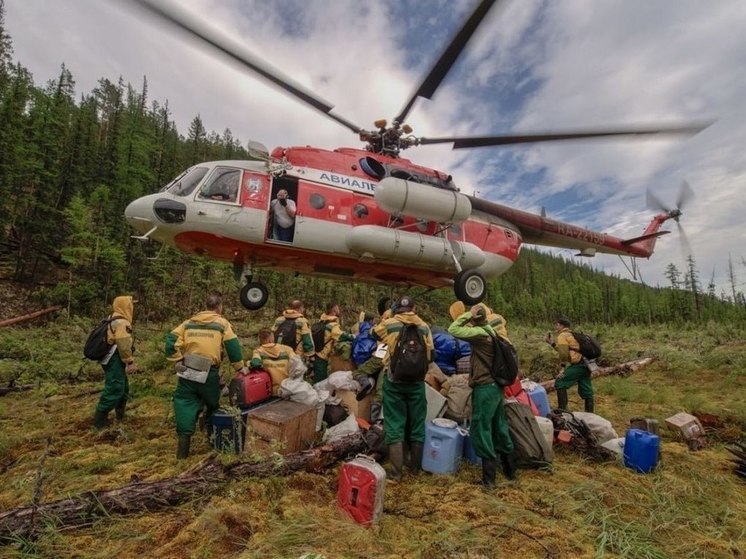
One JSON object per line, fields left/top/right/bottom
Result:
{"left": 124, "top": 195, "right": 157, "bottom": 234}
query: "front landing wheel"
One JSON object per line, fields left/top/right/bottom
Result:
{"left": 240, "top": 282, "right": 269, "bottom": 310}
{"left": 454, "top": 269, "right": 486, "bottom": 306}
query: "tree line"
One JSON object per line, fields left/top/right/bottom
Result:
{"left": 0, "top": 4, "right": 744, "bottom": 325}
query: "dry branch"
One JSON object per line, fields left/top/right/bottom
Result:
{"left": 0, "top": 306, "right": 62, "bottom": 328}
{"left": 540, "top": 357, "right": 654, "bottom": 393}
{"left": 0, "top": 433, "right": 366, "bottom": 543}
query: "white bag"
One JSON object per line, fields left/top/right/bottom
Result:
{"left": 326, "top": 370, "right": 360, "bottom": 392}
{"left": 322, "top": 413, "right": 360, "bottom": 443}
{"left": 280, "top": 377, "right": 327, "bottom": 431}
{"left": 287, "top": 354, "right": 307, "bottom": 379}
{"left": 573, "top": 412, "right": 619, "bottom": 444}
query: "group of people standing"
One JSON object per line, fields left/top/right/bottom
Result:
{"left": 91, "top": 293, "right": 595, "bottom": 487}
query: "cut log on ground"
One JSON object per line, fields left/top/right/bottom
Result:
{"left": 0, "top": 306, "right": 62, "bottom": 328}
{"left": 540, "top": 357, "right": 655, "bottom": 393}
{"left": 0, "top": 382, "right": 35, "bottom": 397}
{"left": 0, "top": 433, "right": 366, "bottom": 543}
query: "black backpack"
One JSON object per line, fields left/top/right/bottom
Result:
{"left": 83, "top": 317, "right": 115, "bottom": 360}
{"left": 275, "top": 318, "right": 297, "bottom": 347}
{"left": 390, "top": 323, "right": 429, "bottom": 383}
{"left": 311, "top": 321, "right": 329, "bottom": 352}
{"left": 571, "top": 331, "right": 602, "bottom": 360}
{"left": 475, "top": 333, "right": 519, "bottom": 387}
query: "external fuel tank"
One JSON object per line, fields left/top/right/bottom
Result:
{"left": 374, "top": 177, "right": 471, "bottom": 223}
{"left": 346, "top": 225, "right": 485, "bottom": 270}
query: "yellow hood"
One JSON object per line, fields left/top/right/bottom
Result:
{"left": 112, "top": 296, "right": 134, "bottom": 323}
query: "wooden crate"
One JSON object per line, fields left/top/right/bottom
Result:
{"left": 247, "top": 400, "right": 317, "bottom": 455}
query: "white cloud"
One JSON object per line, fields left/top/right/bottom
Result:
{"left": 5, "top": 0, "right": 746, "bottom": 293}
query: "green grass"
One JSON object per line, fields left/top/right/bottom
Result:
{"left": 0, "top": 318, "right": 744, "bottom": 558}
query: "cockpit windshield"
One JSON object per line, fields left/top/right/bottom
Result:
{"left": 164, "top": 166, "right": 209, "bottom": 196}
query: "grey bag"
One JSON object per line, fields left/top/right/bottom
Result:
{"left": 176, "top": 353, "right": 213, "bottom": 384}
{"left": 505, "top": 400, "right": 553, "bottom": 470}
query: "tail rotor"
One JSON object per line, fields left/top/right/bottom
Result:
{"left": 646, "top": 180, "right": 695, "bottom": 261}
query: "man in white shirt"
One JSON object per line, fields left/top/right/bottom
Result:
{"left": 270, "top": 189, "right": 297, "bottom": 242}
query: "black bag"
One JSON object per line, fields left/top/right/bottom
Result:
{"left": 83, "top": 317, "right": 114, "bottom": 360}
{"left": 571, "top": 330, "right": 602, "bottom": 360}
{"left": 505, "top": 401, "right": 553, "bottom": 470}
{"left": 474, "top": 333, "right": 519, "bottom": 387}
{"left": 311, "top": 321, "right": 329, "bottom": 352}
{"left": 390, "top": 323, "right": 429, "bottom": 383}
{"left": 274, "top": 318, "right": 297, "bottom": 347}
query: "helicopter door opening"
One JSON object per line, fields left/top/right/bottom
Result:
{"left": 267, "top": 176, "right": 298, "bottom": 244}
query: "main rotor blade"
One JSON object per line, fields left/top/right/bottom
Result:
{"left": 419, "top": 122, "right": 712, "bottom": 149}
{"left": 125, "top": 0, "right": 362, "bottom": 134}
{"left": 677, "top": 180, "right": 695, "bottom": 210}
{"left": 394, "top": 0, "right": 499, "bottom": 125}
{"left": 646, "top": 188, "right": 669, "bottom": 213}
{"left": 677, "top": 221, "right": 694, "bottom": 263}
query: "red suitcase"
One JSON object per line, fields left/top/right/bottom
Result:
{"left": 229, "top": 369, "right": 272, "bottom": 408}
{"left": 337, "top": 454, "right": 386, "bottom": 526}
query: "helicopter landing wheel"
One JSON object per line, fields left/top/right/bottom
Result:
{"left": 240, "top": 281, "right": 269, "bottom": 310}
{"left": 377, "top": 296, "right": 392, "bottom": 317}
{"left": 454, "top": 269, "right": 486, "bottom": 306}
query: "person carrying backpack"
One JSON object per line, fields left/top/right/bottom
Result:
{"left": 91, "top": 295, "right": 138, "bottom": 429}
{"left": 165, "top": 293, "right": 246, "bottom": 459}
{"left": 449, "top": 304, "right": 516, "bottom": 487}
{"left": 371, "top": 296, "right": 434, "bottom": 480}
{"left": 544, "top": 316, "right": 594, "bottom": 413}
{"left": 271, "top": 300, "right": 315, "bottom": 360}
{"left": 249, "top": 328, "right": 296, "bottom": 395}
{"left": 312, "top": 303, "right": 354, "bottom": 383}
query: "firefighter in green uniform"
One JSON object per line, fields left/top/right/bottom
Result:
{"left": 272, "top": 300, "right": 315, "bottom": 360}
{"left": 93, "top": 295, "right": 138, "bottom": 429}
{"left": 313, "top": 303, "right": 354, "bottom": 383}
{"left": 371, "top": 296, "right": 434, "bottom": 480}
{"left": 545, "top": 316, "right": 594, "bottom": 412}
{"left": 449, "top": 304, "right": 515, "bottom": 486}
{"left": 165, "top": 293, "right": 245, "bottom": 459}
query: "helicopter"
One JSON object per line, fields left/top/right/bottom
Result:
{"left": 123, "top": 0, "right": 709, "bottom": 311}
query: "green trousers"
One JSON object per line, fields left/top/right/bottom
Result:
{"left": 96, "top": 353, "right": 129, "bottom": 414}
{"left": 173, "top": 367, "right": 220, "bottom": 436}
{"left": 313, "top": 357, "right": 328, "bottom": 383}
{"left": 554, "top": 362, "right": 594, "bottom": 399}
{"left": 382, "top": 375, "right": 426, "bottom": 445}
{"left": 471, "top": 383, "right": 514, "bottom": 460}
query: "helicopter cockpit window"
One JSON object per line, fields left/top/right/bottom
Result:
{"left": 166, "top": 166, "right": 209, "bottom": 197}
{"left": 198, "top": 168, "right": 241, "bottom": 203}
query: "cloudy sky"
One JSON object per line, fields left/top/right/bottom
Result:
{"left": 5, "top": 0, "right": 746, "bottom": 295}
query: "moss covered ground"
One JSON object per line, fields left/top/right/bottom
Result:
{"left": 0, "top": 319, "right": 744, "bottom": 558}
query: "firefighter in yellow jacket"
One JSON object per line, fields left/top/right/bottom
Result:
{"left": 544, "top": 316, "right": 594, "bottom": 412}
{"left": 272, "top": 300, "right": 315, "bottom": 359}
{"left": 313, "top": 303, "right": 354, "bottom": 382}
{"left": 93, "top": 295, "right": 138, "bottom": 429}
{"left": 250, "top": 329, "right": 295, "bottom": 395}
{"left": 372, "top": 296, "right": 434, "bottom": 480}
{"left": 165, "top": 293, "right": 245, "bottom": 459}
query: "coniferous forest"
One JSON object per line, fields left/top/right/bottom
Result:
{"left": 0, "top": 3, "right": 744, "bottom": 325}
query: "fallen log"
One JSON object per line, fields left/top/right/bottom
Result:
{"left": 0, "top": 433, "right": 366, "bottom": 543}
{"left": 0, "top": 383, "right": 35, "bottom": 397}
{"left": 540, "top": 357, "right": 655, "bottom": 393}
{"left": 0, "top": 306, "right": 62, "bottom": 328}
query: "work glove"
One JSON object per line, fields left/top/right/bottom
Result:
{"left": 356, "top": 375, "right": 376, "bottom": 401}
{"left": 279, "top": 198, "right": 287, "bottom": 206}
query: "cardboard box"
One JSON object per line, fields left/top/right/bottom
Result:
{"left": 246, "top": 399, "right": 317, "bottom": 454}
{"left": 335, "top": 389, "right": 373, "bottom": 422}
{"left": 665, "top": 412, "right": 704, "bottom": 440}
{"left": 426, "top": 384, "right": 447, "bottom": 422}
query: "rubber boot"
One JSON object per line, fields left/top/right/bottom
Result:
{"left": 93, "top": 410, "right": 110, "bottom": 429}
{"left": 557, "top": 388, "right": 569, "bottom": 411}
{"left": 409, "top": 442, "right": 424, "bottom": 473}
{"left": 387, "top": 442, "right": 404, "bottom": 481}
{"left": 500, "top": 452, "right": 517, "bottom": 481}
{"left": 480, "top": 458, "right": 498, "bottom": 489}
{"left": 584, "top": 397, "right": 595, "bottom": 413}
{"left": 176, "top": 435, "right": 191, "bottom": 460}
{"left": 115, "top": 401, "right": 126, "bottom": 421}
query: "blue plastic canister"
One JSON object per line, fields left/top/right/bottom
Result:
{"left": 623, "top": 428, "right": 660, "bottom": 473}
{"left": 525, "top": 383, "right": 551, "bottom": 417}
{"left": 462, "top": 430, "right": 482, "bottom": 465}
{"left": 211, "top": 409, "right": 247, "bottom": 453}
{"left": 422, "top": 419, "right": 464, "bottom": 474}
